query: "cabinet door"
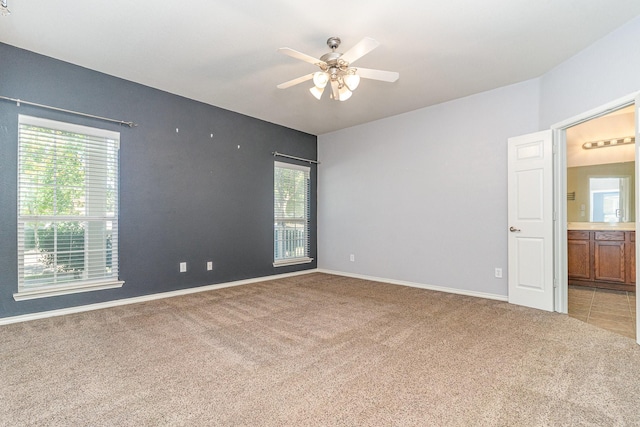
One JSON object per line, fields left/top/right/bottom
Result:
{"left": 568, "top": 231, "right": 591, "bottom": 280}
{"left": 594, "top": 241, "right": 625, "bottom": 283}
{"left": 627, "top": 232, "right": 635, "bottom": 285}
{"left": 568, "top": 240, "right": 591, "bottom": 279}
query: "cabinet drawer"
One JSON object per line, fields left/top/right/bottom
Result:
{"left": 595, "top": 231, "right": 625, "bottom": 241}
{"left": 568, "top": 231, "right": 590, "bottom": 240}
{"left": 630, "top": 231, "right": 635, "bottom": 242}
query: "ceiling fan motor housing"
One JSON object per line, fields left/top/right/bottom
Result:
{"left": 320, "top": 52, "right": 344, "bottom": 66}
{"left": 326, "top": 37, "right": 341, "bottom": 50}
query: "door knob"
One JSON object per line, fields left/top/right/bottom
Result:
{"left": 509, "top": 226, "right": 521, "bottom": 232}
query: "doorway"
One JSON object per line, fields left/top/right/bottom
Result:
{"left": 553, "top": 92, "right": 639, "bottom": 344}
{"left": 564, "top": 105, "right": 636, "bottom": 339}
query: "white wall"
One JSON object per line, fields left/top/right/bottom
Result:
{"left": 318, "top": 14, "right": 640, "bottom": 298}
{"left": 318, "top": 79, "right": 540, "bottom": 297}
{"left": 540, "top": 15, "right": 640, "bottom": 128}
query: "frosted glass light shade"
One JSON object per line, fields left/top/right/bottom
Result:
{"left": 344, "top": 74, "right": 360, "bottom": 91}
{"left": 338, "top": 86, "right": 352, "bottom": 101}
{"left": 310, "top": 86, "right": 324, "bottom": 100}
{"left": 313, "top": 72, "right": 329, "bottom": 89}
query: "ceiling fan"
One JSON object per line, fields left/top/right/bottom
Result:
{"left": 276, "top": 36, "right": 399, "bottom": 102}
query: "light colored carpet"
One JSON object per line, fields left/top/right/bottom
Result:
{"left": 1, "top": 273, "right": 640, "bottom": 426}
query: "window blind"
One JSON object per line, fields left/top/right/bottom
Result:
{"left": 17, "top": 115, "right": 121, "bottom": 295}
{"left": 274, "top": 161, "right": 312, "bottom": 266}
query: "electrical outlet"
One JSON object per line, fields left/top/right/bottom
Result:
{"left": 180, "top": 262, "right": 187, "bottom": 273}
{"left": 350, "top": 254, "right": 355, "bottom": 262}
{"left": 494, "top": 268, "right": 503, "bottom": 278}
{"left": 207, "top": 261, "right": 213, "bottom": 271}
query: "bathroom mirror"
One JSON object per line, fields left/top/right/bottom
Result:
{"left": 567, "top": 161, "right": 635, "bottom": 222}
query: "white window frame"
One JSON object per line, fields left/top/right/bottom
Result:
{"left": 273, "top": 161, "right": 313, "bottom": 267}
{"left": 15, "top": 115, "right": 124, "bottom": 300}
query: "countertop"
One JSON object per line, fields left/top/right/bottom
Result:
{"left": 567, "top": 222, "right": 636, "bottom": 231}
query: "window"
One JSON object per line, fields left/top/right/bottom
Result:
{"left": 16, "top": 115, "right": 123, "bottom": 300}
{"left": 589, "top": 176, "right": 631, "bottom": 222}
{"left": 274, "top": 161, "right": 312, "bottom": 266}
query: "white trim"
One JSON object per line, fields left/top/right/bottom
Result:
{"left": 551, "top": 92, "right": 639, "bottom": 130}
{"left": 13, "top": 280, "right": 125, "bottom": 301}
{"left": 553, "top": 128, "right": 568, "bottom": 314}
{"left": 273, "top": 257, "right": 313, "bottom": 267}
{"left": 635, "top": 93, "right": 640, "bottom": 346}
{"left": 317, "top": 269, "right": 509, "bottom": 302}
{"left": 0, "top": 269, "right": 317, "bottom": 326}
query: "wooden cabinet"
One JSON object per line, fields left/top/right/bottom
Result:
{"left": 568, "top": 231, "right": 591, "bottom": 280}
{"left": 568, "top": 230, "right": 635, "bottom": 291}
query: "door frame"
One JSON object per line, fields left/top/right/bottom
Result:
{"left": 551, "top": 91, "right": 639, "bottom": 344}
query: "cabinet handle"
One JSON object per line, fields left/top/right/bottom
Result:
{"left": 509, "top": 226, "right": 521, "bottom": 232}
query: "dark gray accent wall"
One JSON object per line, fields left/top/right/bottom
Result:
{"left": 0, "top": 43, "right": 317, "bottom": 318}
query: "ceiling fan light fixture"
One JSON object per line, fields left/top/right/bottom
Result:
{"left": 344, "top": 73, "right": 360, "bottom": 91}
{"left": 313, "top": 71, "right": 329, "bottom": 89}
{"left": 277, "top": 36, "right": 399, "bottom": 102}
{"left": 0, "top": 0, "right": 10, "bottom": 16}
{"left": 338, "top": 86, "right": 352, "bottom": 101}
{"left": 310, "top": 86, "right": 324, "bottom": 100}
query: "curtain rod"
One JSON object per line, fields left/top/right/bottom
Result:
{"left": 272, "top": 151, "right": 320, "bottom": 164}
{"left": 0, "top": 95, "right": 137, "bottom": 128}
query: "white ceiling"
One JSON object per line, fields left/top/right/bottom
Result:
{"left": 2, "top": 1, "right": 640, "bottom": 136}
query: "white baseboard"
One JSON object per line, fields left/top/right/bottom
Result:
{"left": 316, "top": 269, "right": 508, "bottom": 302}
{"left": 0, "top": 269, "right": 319, "bottom": 326}
{"left": 0, "top": 268, "right": 507, "bottom": 326}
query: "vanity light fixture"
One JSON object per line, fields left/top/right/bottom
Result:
{"left": 582, "top": 136, "right": 635, "bottom": 150}
{"left": 0, "top": 0, "right": 10, "bottom": 16}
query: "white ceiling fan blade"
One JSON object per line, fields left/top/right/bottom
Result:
{"left": 277, "top": 73, "right": 314, "bottom": 89}
{"left": 278, "top": 48, "right": 323, "bottom": 66}
{"left": 341, "top": 37, "right": 380, "bottom": 65}
{"left": 330, "top": 80, "right": 340, "bottom": 100}
{"left": 355, "top": 67, "right": 399, "bottom": 83}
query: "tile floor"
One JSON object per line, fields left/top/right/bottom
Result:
{"left": 568, "top": 285, "right": 636, "bottom": 339}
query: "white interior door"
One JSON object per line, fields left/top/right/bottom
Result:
{"left": 508, "top": 130, "right": 554, "bottom": 311}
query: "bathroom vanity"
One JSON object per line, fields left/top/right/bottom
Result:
{"left": 567, "top": 223, "right": 635, "bottom": 292}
